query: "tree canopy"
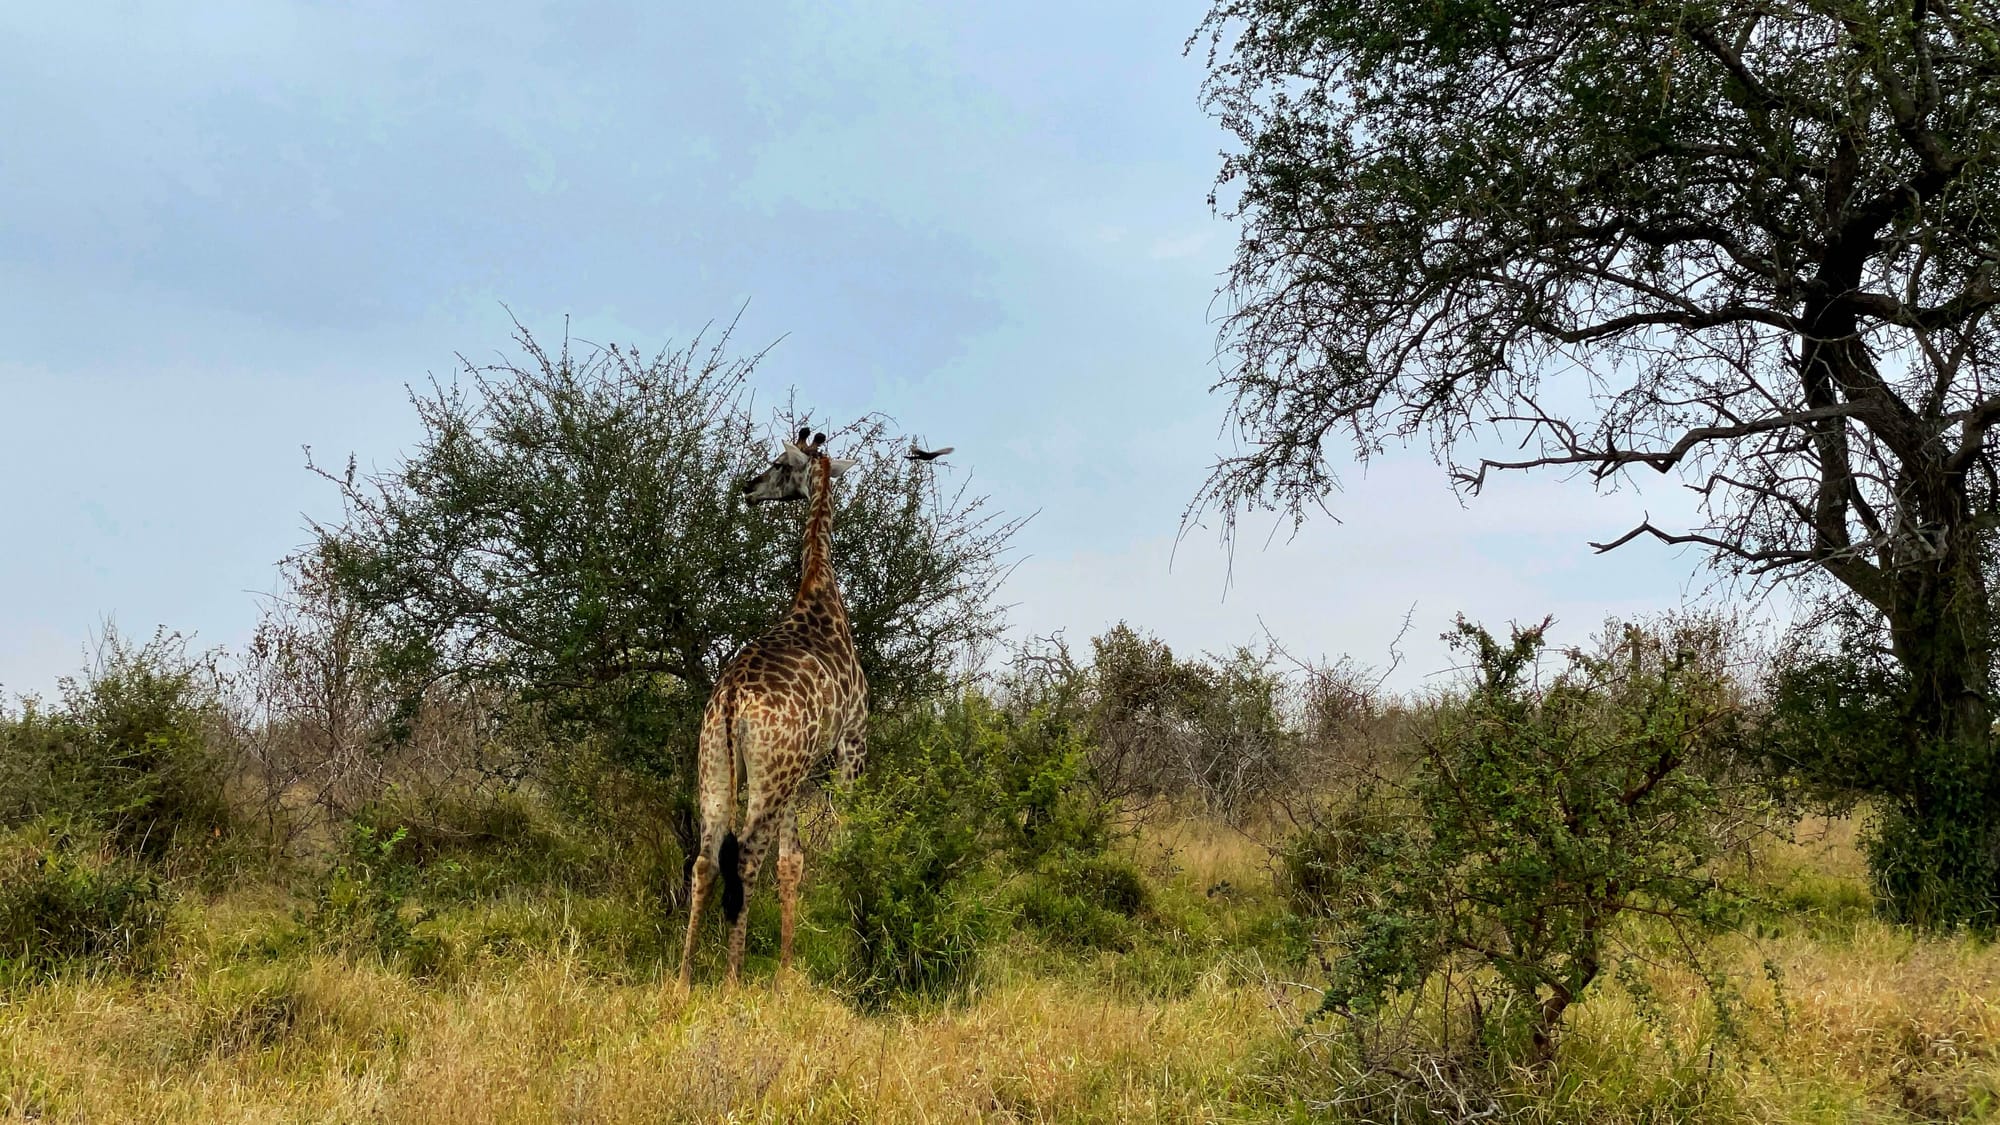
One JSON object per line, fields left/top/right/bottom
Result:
{"left": 309, "top": 323, "right": 1018, "bottom": 852}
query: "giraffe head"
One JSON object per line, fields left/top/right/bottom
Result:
{"left": 742, "top": 427, "right": 857, "bottom": 503}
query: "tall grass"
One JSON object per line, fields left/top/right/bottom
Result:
{"left": 5, "top": 814, "right": 1998, "bottom": 1123}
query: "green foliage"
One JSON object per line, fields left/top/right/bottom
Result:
{"left": 1759, "top": 608, "right": 1907, "bottom": 808}
{"left": 1865, "top": 778, "right": 2000, "bottom": 932}
{"left": 1010, "top": 853, "right": 1149, "bottom": 951}
{"left": 1299, "top": 616, "right": 1757, "bottom": 1062}
{"left": 0, "top": 821, "right": 170, "bottom": 984}
{"left": 980, "top": 667, "right": 1144, "bottom": 949}
{"left": 0, "top": 628, "right": 230, "bottom": 864}
{"left": 1278, "top": 795, "right": 1401, "bottom": 920}
{"left": 345, "top": 789, "right": 610, "bottom": 903}
{"left": 1086, "top": 623, "right": 1297, "bottom": 816}
{"left": 310, "top": 322, "right": 1016, "bottom": 861}
{"left": 984, "top": 696, "right": 1109, "bottom": 867}
{"left": 812, "top": 705, "right": 997, "bottom": 1009}
{"left": 300, "top": 823, "right": 446, "bottom": 975}
{"left": 0, "top": 701, "right": 78, "bottom": 828}
{"left": 1763, "top": 604, "right": 2000, "bottom": 928}
{"left": 812, "top": 687, "right": 1129, "bottom": 1004}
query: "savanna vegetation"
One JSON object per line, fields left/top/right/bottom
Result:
{"left": 10, "top": 0, "right": 2000, "bottom": 1114}
{"left": 6, "top": 324, "right": 2000, "bottom": 1123}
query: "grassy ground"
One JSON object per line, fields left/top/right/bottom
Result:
{"left": 4, "top": 817, "right": 1998, "bottom": 1123}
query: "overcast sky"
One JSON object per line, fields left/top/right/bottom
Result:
{"left": 0, "top": 1, "right": 1754, "bottom": 701}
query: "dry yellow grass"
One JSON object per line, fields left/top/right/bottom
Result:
{"left": 1131, "top": 810, "right": 1273, "bottom": 893}
{"left": 5, "top": 815, "right": 1999, "bottom": 1123}
{"left": 1, "top": 954, "right": 1298, "bottom": 1123}
{"left": 1537, "top": 920, "right": 2000, "bottom": 1122}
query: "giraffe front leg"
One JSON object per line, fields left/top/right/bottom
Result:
{"left": 776, "top": 816, "right": 804, "bottom": 981}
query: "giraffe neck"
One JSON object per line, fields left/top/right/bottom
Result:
{"left": 792, "top": 456, "right": 848, "bottom": 627}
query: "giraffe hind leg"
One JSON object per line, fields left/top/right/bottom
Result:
{"left": 677, "top": 852, "right": 715, "bottom": 990}
{"left": 776, "top": 815, "right": 803, "bottom": 981}
{"left": 725, "top": 813, "right": 778, "bottom": 987}
{"left": 681, "top": 695, "right": 740, "bottom": 988}
{"left": 678, "top": 811, "right": 732, "bottom": 989}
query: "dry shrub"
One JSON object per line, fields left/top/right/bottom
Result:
{"left": 229, "top": 551, "right": 519, "bottom": 860}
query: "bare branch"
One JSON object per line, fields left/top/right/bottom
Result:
{"left": 1587, "top": 520, "right": 1818, "bottom": 571}
{"left": 1457, "top": 403, "right": 1867, "bottom": 492}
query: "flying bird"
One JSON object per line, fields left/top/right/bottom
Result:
{"left": 907, "top": 443, "right": 955, "bottom": 462}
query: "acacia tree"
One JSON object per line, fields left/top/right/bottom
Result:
{"left": 310, "top": 322, "right": 1017, "bottom": 868}
{"left": 1194, "top": 0, "right": 2000, "bottom": 923}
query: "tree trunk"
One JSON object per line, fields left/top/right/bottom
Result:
{"left": 1802, "top": 284, "right": 2000, "bottom": 928}
{"left": 1878, "top": 541, "right": 2000, "bottom": 927}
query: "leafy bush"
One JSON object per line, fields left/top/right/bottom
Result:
{"left": 812, "top": 705, "right": 996, "bottom": 1008}
{"left": 0, "top": 701, "right": 79, "bottom": 827}
{"left": 1278, "top": 795, "right": 1401, "bottom": 920}
{"left": 1010, "top": 853, "right": 1149, "bottom": 950}
{"left": 811, "top": 685, "right": 1132, "bottom": 1004}
{"left": 1296, "top": 616, "right": 1759, "bottom": 1064}
{"left": 0, "top": 822, "right": 171, "bottom": 983}
{"left": 1761, "top": 603, "right": 2000, "bottom": 928}
{"left": 299, "top": 823, "right": 447, "bottom": 974}
{"left": 975, "top": 671, "right": 1144, "bottom": 949}
{"left": 1086, "top": 624, "right": 1297, "bottom": 818}
{"left": 346, "top": 788, "right": 609, "bottom": 902}
{"left": 982, "top": 692, "right": 1112, "bottom": 868}
{"left": 0, "top": 628, "right": 230, "bottom": 864}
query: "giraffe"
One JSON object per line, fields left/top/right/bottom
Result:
{"left": 679, "top": 428, "right": 869, "bottom": 988}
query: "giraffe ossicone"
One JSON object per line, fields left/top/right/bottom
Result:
{"left": 679, "top": 428, "right": 870, "bottom": 989}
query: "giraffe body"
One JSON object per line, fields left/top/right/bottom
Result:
{"left": 680, "top": 433, "right": 867, "bottom": 988}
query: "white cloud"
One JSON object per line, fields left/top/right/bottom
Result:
{"left": 1147, "top": 231, "right": 1211, "bottom": 261}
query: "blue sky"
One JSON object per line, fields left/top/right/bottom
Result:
{"left": 0, "top": 1, "right": 1737, "bottom": 700}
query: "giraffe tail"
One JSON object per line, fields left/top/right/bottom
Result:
{"left": 719, "top": 831, "right": 743, "bottom": 923}
{"left": 719, "top": 695, "right": 746, "bottom": 924}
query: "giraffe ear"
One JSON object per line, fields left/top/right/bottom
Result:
{"left": 779, "top": 441, "right": 809, "bottom": 466}
{"left": 827, "top": 458, "right": 858, "bottom": 477}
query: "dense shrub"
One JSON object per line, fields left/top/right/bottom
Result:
{"left": 345, "top": 788, "right": 611, "bottom": 902}
{"left": 0, "top": 701, "right": 79, "bottom": 828}
{"left": 0, "top": 629, "right": 230, "bottom": 864}
{"left": 1278, "top": 795, "right": 1401, "bottom": 919}
{"left": 812, "top": 703, "right": 997, "bottom": 1008}
{"left": 1087, "top": 624, "right": 1299, "bottom": 819}
{"left": 982, "top": 695, "right": 1110, "bottom": 867}
{"left": 0, "top": 822, "right": 171, "bottom": 983}
{"left": 1011, "top": 853, "right": 1149, "bottom": 950}
{"left": 969, "top": 681, "right": 1145, "bottom": 949}
{"left": 812, "top": 685, "right": 1133, "bottom": 1003}
{"left": 1294, "top": 616, "right": 1760, "bottom": 1064}
{"left": 299, "top": 822, "right": 447, "bottom": 975}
